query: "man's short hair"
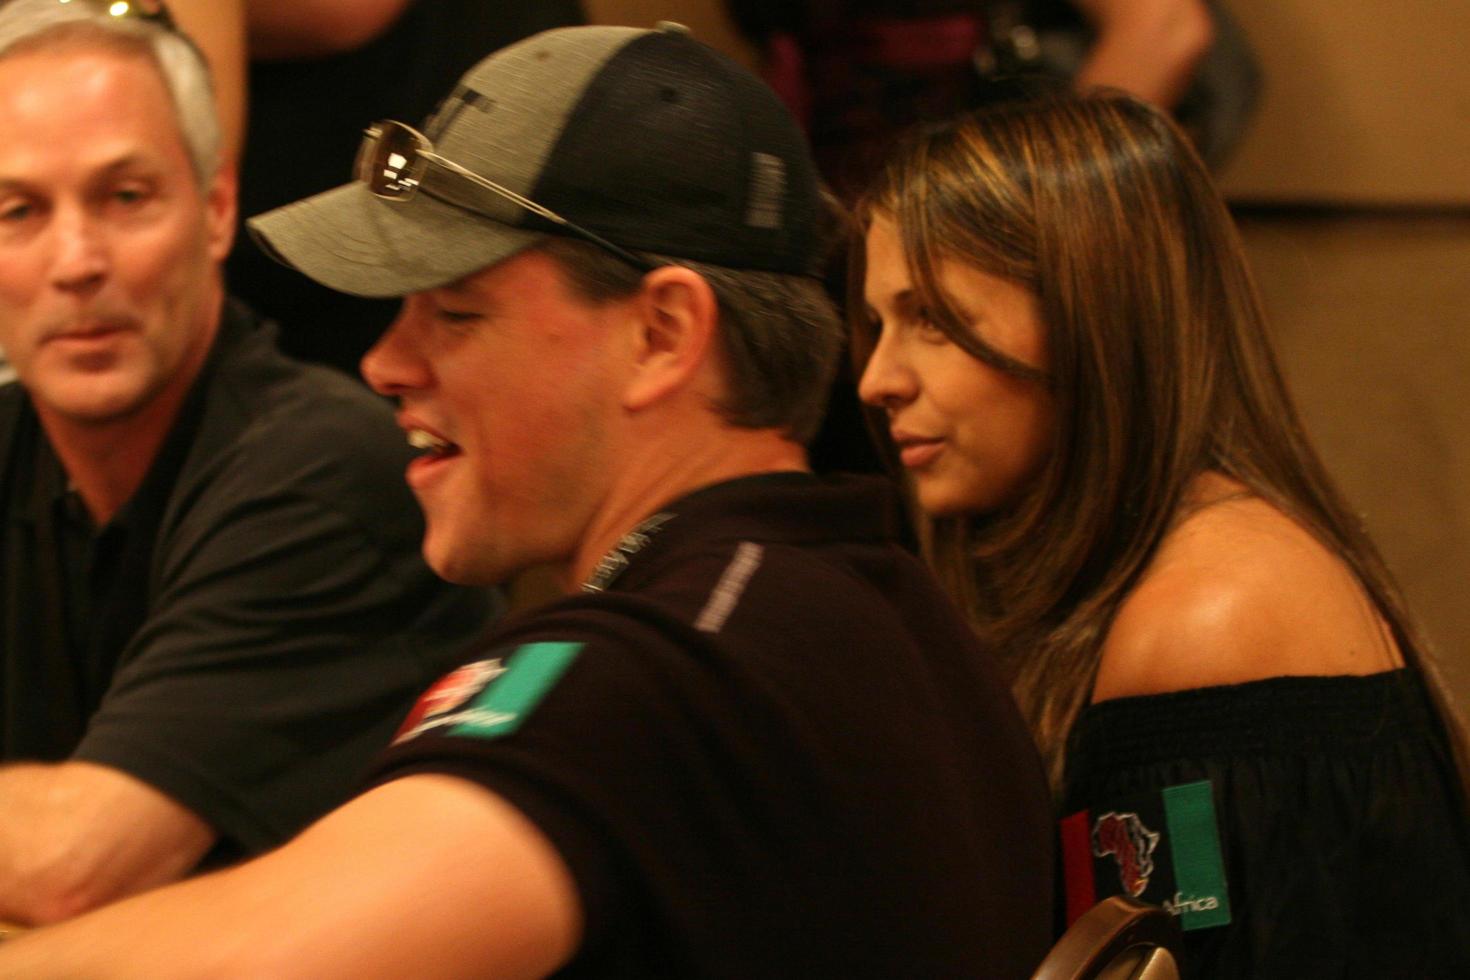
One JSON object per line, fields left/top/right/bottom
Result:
{"left": 0, "top": 0, "right": 221, "bottom": 182}
{"left": 538, "top": 237, "right": 843, "bottom": 445}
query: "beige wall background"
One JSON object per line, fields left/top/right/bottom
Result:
{"left": 582, "top": 1, "right": 1470, "bottom": 711}
{"left": 1217, "top": 0, "right": 1470, "bottom": 205}
{"left": 1215, "top": 1, "right": 1470, "bottom": 710}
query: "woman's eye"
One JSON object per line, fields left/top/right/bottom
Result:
{"left": 913, "top": 308, "right": 949, "bottom": 341}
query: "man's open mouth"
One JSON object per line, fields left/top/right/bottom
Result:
{"left": 408, "top": 429, "right": 460, "bottom": 458}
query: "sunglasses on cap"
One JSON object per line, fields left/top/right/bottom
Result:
{"left": 55, "top": 0, "right": 178, "bottom": 31}
{"left": 355, "top": 119, "right": 656, "bottom": 273}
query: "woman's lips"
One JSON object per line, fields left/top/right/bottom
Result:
{"left": 897, "top": 439, "right": 943, "bottom": 468}
{"left": 891, "top": 429, "right": 944, "bottom": 469}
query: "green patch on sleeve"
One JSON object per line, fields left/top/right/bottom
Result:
{"left": 450, "top": 641, "right": 584, "bottom": 739}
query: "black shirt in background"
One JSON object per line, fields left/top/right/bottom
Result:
{"left": 229, "top": 0, "right": 586, "bottom": 374}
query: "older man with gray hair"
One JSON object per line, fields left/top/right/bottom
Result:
{"left": 0, "top": 0, "right": 492, "bottom": 926}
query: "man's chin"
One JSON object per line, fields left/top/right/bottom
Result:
{"left": 422, "top": 538, "right": 495, "bottom": 588}
{"left": 32, "top": 379, "right": 154, "bottom": 427}
{"left": 422, "top": 536, "right": 540, "bottom": 590}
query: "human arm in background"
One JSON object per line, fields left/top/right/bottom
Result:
{"left": 169, "top": 0, "right": 247, "bottom": 163}
{"left": 1070, "top": 0, "right": 1215, "bottom": 110}
{"left": 166, "top": 0, "right": 417, "bottom": 155}
{"left": 244, "top": 0, "right": 413, "bottom": 59}
{"left": 0, "top": 775, "right": 580, "bottom": 979}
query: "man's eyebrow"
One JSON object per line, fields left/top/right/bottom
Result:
{"left": 0, "top": 154, "right": 162, "bottom": 192}
{"left": 431, "top": 281, "right": 499, "bottom": 311}
{"left": 92, "top": 154, "right": 163, "bottom": 178}
{"left": 440, "top": 277, "right": 478, "bottom": 295}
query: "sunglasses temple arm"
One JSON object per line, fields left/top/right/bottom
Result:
{"left": 424, "top": 152, "right": 653, "bottom": 272}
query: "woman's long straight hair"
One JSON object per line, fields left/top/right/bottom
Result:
{"left": 851, "top": 91, "right": 1470, "bottom": 796}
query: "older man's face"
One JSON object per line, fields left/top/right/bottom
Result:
{"left": 0, "top": 46, "right": 233, "bottom": 425}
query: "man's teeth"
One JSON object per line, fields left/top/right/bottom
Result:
{"left": 407, "top": 429, "right": 451, "bottom": 453}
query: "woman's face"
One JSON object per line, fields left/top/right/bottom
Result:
{"left": 859, "top": 216, "right": 1055, "bottom": 517}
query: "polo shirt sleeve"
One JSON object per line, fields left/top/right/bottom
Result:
{"left": 367, "top": 613, "right": 764, "bottom": 968}
{"left": 74, "top": 490, "right": 488, "bottom": 854}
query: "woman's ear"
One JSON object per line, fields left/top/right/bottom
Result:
{"left": 622, "top": 265, "right": 720, "bottom": 411}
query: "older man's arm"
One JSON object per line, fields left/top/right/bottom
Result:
{"left": 0, "top": 775, "right": 582, "bottom": 979}
{"left": 0, "top": 762, "right": 214, "bottom": 925}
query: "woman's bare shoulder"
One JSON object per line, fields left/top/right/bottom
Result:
{"left": 1092, "top": 478, "right": 1402, "bottom": 703}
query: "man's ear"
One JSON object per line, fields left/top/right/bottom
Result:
{"left": 622, "top": 265, "right": 719, "bottom": 411}
{"left": 204, "top": 163, "right": 239, "bottom": 262}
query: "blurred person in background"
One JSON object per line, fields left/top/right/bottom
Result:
{"left": 728, "top": 0, "right": 1223, "bottom": 199}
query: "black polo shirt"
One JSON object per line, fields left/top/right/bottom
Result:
{"left": 376, "top": 474, "right": 1055, "bottom": 977}
{"left": 0, "top": 300, "right": 494, "bottom": 853}
{"left": 2, "top": 353, "right": 206, "bottom": 760}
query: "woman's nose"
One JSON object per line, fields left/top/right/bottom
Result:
{"left": 857, "top": 330, "right": 915, "bottom": 410}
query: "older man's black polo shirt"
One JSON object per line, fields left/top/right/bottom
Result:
{"left": 0, "top": 301, "right": 493, "bottom": 854}
{"left": 1, "top": 360, "right": 205, "bottom": 760}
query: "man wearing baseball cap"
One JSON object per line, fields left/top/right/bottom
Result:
{"left": 0, "top": 23, "right": 1054, "bottom": 976}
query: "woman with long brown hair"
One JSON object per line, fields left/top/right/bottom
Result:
{"left": 853, "top": 90, "right": 1470, "bottom": 976}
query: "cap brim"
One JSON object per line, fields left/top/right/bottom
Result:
{"left": 246, "top": 182, "right": 547, "bottom": 298}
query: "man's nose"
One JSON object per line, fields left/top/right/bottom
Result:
{"left": 361, "top": 302, "right": 431, "bottom": 396}
{"left": 50, "top": 207, "right": 109, "bottom": 293}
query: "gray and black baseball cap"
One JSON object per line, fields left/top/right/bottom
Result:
{"left": 247, "top": 23, "right": 824, "bottom": 298}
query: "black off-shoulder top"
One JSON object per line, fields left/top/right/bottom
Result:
{"left": 1062, "top": 669, "right": 1470, "bottom": 979}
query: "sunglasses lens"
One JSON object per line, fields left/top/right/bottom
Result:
{"left": 359, "top": 123, "right": 426, "bottom": 199}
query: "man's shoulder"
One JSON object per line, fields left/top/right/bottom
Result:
{"left": 202, "top": 304, "right": 402, "bottom": 458}
{"left": 206, "top": 309, "right": 397, "bottom": 440}
{"left": 176, "top": 306, "right": 417, "bottom": 532}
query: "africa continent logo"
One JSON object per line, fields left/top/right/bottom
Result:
{"left": 1091, "top": 811, "right": 1161, "bottom": 897}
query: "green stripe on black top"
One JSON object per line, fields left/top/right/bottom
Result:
{"left": 1162, "top": 780, "right": 1231, "bottom": 929}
